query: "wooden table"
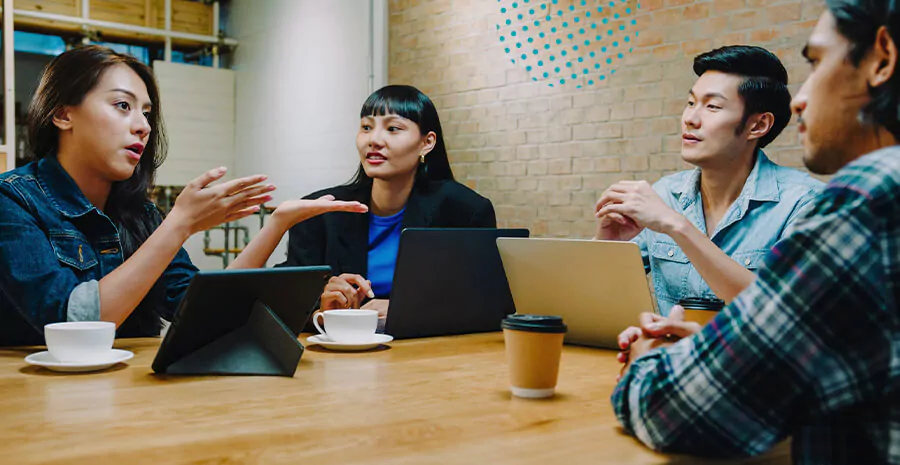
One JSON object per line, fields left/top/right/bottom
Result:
{"left": 0, "top": 333, "right": 790, "bottom": 464}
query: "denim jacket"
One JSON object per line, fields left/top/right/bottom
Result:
{"left": 635, "top": 151, "right": 824, "bottom": 315}
{"left": 0, "top": 157, "right": 197, "bottom": 346}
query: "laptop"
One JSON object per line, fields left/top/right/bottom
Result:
{"left": 384, "top": 228, "right": 530, "bottom": 339}
{"left": 152, "top": 266, "right": 331, "bottom": 376}
{"left": 496, "top": 238, "right": 655, "bottom": 349}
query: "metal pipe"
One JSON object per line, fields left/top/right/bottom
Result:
{"left": 372, "top": 0, "right": 387, "bottom": 91}
{"left": 164, "top": 0, "right": 172, "bottom": 61}
{"left": 367, "top": 0, "right": 374, "bottom": 93}
{"left": 12, "top": 9, "right": 238, "bottom": 46}
{"left": 80, "top": 0, "right": 89, "bottom": 20}
{"left": 4, "top": 0, "right": 16, "bottom": 172}
{"left": 212, "top": 1, "right": 220, "bottom": 68}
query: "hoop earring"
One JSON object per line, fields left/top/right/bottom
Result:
{"left": 419, "top": 154, "right": 426, "bottom": 164}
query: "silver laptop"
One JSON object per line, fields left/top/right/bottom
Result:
{"left": 496, "top": 238, "right": 656, "bottom": 349}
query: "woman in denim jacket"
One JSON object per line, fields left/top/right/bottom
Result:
{"left": 0, "top": 46, "right": 366, "bottom": 346}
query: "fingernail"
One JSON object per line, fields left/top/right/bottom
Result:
{"left": 218, "top": 166, "right": 227, "bottom": 173}
{"left": 367, "top": 290, "right": 375, "bottom": 298}
{"left": 647, "top": 323, "right": 661, "bottom": 330}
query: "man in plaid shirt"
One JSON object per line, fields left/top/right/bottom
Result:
{"left": 605, "top": 1, "right": 900, "bottom": 462}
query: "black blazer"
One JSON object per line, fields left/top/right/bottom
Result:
{"left": 282, "top": 179, "right": 496, "bottom": 296}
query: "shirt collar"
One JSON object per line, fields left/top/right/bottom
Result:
{"left": 36, "top": 157, "right": 97, "bottom": 218}
{"left": 672, "top": 150, "right": 780, "bottom": 207}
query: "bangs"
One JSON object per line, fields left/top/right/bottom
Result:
{"left": 359, "top": 85, "right": 425, "bottom": 125}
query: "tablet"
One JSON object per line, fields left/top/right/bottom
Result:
{"left": 151, "top": 266, "right": 330, "bottom": 376}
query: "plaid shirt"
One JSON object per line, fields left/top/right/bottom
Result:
{"left": 612, "top": 147, "right": 900, "bottom": 464}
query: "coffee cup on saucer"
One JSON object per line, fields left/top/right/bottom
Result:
{"left": 44, "top": 321, "right": 116, "bottom": 363}
{"left": 311, "top": 309, "right": 378, "bottom": 344}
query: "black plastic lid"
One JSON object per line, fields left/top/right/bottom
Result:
{"left": 678, "top": 297, "right": 725, "bottom": 311}
{"left": 501, "top": 314, "right": 567, "bottom": 333}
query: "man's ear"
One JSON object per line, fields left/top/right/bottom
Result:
{"left": 746, "top": 112, "right": 775, "bottom": 143}
{"left": 868, "top": 25, "right": 898, "bottom": 89}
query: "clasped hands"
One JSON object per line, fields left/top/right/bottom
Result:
{"left": 615, "top": 305, "right": 702, "bottom": 380}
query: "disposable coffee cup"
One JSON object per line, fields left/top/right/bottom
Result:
{"left": 678, "top": 297, "right": 725, "bottom": 326}
{"left": 501, "top": 314, "right": 567, "bottom": 399}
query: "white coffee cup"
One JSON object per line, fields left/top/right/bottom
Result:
{"left": 312, "top": 309, "right": 378, "bottom": 343}
{"left": 44, "top": 321, "right": 115, "bottom": 363}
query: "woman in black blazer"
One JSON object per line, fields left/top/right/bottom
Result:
{"left": 283, "top": 85, "right": 496, "bottom": 316}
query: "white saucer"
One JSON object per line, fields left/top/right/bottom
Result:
{"left": 24, "top": 349, "right": 134, "bottom": 373}
{"left": 306, "top": 334, "right": 393, "bottom": 351}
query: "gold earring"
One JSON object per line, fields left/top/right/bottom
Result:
{"left": 419, "top": 154, "right": 426, "bottom": 164}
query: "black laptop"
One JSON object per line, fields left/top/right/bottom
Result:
{"left": 152, "top": 266, "right": 331, "bottom": 376}
{"left": 383, "top": 228, "right": 529, "bottom": 339}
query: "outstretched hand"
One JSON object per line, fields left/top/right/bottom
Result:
{"left": 270, "top": 194, "right": 368, "bottom": 231}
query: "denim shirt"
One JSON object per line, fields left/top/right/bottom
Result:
{"left": 0, "top": 157, "right": 198, "bottom": 346}
{"left": 634, "top": 151, "right": 824, "bottom": 316}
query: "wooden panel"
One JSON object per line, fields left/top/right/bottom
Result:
{"left": 13, "top": 0, "right": 80, "bottom": 34}
{"left": 0, "top": 334, "right": 792, "bottom": 464}
{"left": 0, "top": 153, "right": 6, "bottom": 172}
{"left": 91, "top": 0, "right": 147, "bottom": 27}
{"left": 13, "top": 0, "right": 77, "bottom": 16}
{"left": 155, "top": 0, "right": 212, "bottom": 36}
{"left": 13, "top": 0, "right": 215, "bottom": 47}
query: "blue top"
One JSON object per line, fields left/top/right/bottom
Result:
{"left": 0, "top": 157, "right": 198, "bottom": 346}
{"left": 633, "top": 151, "right": 824, "bottom": 316}
{"left": 367, "top": 208, "right": 405, "bottom": 298}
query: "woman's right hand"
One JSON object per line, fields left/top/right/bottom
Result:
{"left": 167, "top": 167, "right": 275, "bottom": 235}
{"left": 320, "top": 274, "right": 374, "bottom": 310}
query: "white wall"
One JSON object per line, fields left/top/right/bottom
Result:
{"left": 154, "top": 60, "right": 239, "bottom": 270}
{"left": 154, "top": 61, "right": 236, "bottom": 186}
{"left": 227, "top": 0, "right": 388, "bottom": 267}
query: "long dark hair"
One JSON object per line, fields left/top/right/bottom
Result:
{"left": 26, "top": 45, "right": 168, "bottom": 335}
{"left": 346, "top": 85, "right": 454, "bottom": 193}
{"left": 826, "top": 0, "right": 900, "bottom": 139}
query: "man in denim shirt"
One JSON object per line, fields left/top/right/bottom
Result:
{"left": 595, "top": 46, "right": 823, "bottom": 315}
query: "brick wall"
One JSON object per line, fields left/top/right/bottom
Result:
{"left": 389, "top": 0, "right": 826, "bottom": 238}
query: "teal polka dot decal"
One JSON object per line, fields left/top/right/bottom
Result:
{"left": 497, "top": 0, "right": 639, "bottom": 87}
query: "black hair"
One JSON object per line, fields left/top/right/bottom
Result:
{"left": 693, "top": 45, "right": 792, "bottom": 149}
{"left": 825, "top": 0, "right": 900, "bottom": 139}
{"left": 346, "top": 85, "right": 453, "bottom": 192}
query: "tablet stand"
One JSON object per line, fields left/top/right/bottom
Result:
{"left": 165, "top": 300, "right": 304, "bottom": 376}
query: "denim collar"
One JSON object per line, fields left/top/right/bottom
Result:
{"left": 673, "top": 150, "right": 780, "bottom": 209}
{"left": 36, "top": 157, "right": 98, "bottom": 218}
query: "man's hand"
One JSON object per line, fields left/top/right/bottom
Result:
{"left": 616, "top": 306, "right": 702, "bottom": 380}
{"left": 595, "top": 180, "right": 686, "bottom": 236}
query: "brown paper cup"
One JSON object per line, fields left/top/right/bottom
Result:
{"left": 682, "top": 309, "right": 718, "bottom": 326}
{"left": 503, "top": 329, "right": 565, "bottom": 398}
{"left": 678, "top": 298, "right": 725, "bottom": 327}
